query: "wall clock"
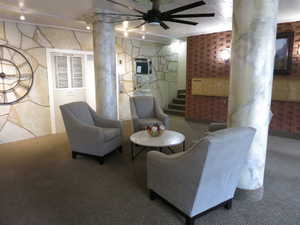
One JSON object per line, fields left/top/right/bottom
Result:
{"left": 0, "top": 45, "right": 34, "bottom": 105}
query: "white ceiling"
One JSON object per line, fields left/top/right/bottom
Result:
{"left": 0, "top": 0, "right": 300, "bottom": 43}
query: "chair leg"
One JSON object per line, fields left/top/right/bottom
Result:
{"left": 185, "top": 216, "right": 195, "bottom": 225}
{"left": 224, "top": 199, "right": 232, "bottom": 210}
{"left": 98, "top": 157, "right": 104, "bottom": 165}
{"left": 118, "top": 146, "right": 123, "bottom": 153}
{"left": 72, "top": 152, "right": 77, "bottom": 159}
{"left": 149, "top": 190, "right": 157, "bottom": 200}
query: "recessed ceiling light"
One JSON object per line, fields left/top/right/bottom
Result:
{"left": 123, "top": 21, "right": 129, "bottom": 29}
{"left": 142, "top": 35, "right": 145, "bottom": 40}
{"left": 86, "top": 25, "right": 91, "bottom": 30}
{"left": 124, "top": 31, "right": 128, "bottom": 37}
{"left": 19, "top": 2, "right": 24, "bottom": 8}
{"left": 219, "top": 48, "right": 231, "bottom": 61}
{"left": 20, "top": 14, "right": 26, "bottom": 21}
{"left": 149, "top": 22, "right": 160, "bottom": 25}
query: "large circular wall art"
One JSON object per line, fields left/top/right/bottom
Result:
{"left": 0, "top": 45, "right": 34, "bottom": 105}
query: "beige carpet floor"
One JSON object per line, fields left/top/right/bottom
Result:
{"left": 0, "top": 116, "right": 299, "bottom": 225}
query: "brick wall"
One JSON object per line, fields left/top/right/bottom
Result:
{"left": 186, "top": 21, "right": 300, "bottom": 134}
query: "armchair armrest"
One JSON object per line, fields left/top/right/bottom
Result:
{"left": 94, "top": 117, "right": 122, "bottom": 129}
{"left": 208, "top": 122, "right": 227, "bottom": 132}
{"left": 154, "top": 99, "right": 170, "bottom": 129}
{"left": 130, "top": 97, "right": 142, "bottom": 131}
{"left": 89, "top": 106, "right": 122, "bottom": 129}
{"left": 156, "top": 110, "right": 169, "bottom": 122}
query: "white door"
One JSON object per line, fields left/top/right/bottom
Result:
{"left": 52, "top": 54, "right": 86, "bottom": 133}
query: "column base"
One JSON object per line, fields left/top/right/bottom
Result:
{"left": 235, "top": 186, "right": 264, "bottom": 201}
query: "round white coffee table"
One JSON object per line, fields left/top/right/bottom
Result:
{"left": 130, "top": 130, "right": 185, "bottom": 160}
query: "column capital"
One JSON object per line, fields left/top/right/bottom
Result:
{"left": 82, "top": 10, "right": 122, "bottom": 24}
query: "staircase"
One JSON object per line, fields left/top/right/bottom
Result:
{"left": 165, "top": 90, "right": 186, "bottom": 116}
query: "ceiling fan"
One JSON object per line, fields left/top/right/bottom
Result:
{"left": 104, "top": 0, "right": 215, "bottom": 30}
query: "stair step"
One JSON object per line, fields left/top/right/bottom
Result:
{"left": 177, "top": 89, "right": 186, "bottom": 95}
{"left": 177, "top": 93, "right": 186, "bottom": 99}
{"left": 164, "top": 109, "right": 185, "bottom": 116}
{"left": 168, "top": 103, "right": 185, "bottom": 111}
{"left": 173, "top": 98, "right": 185, "bottom": 104}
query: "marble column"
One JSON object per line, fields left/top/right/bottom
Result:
{"left": 228, "top": 0, "right": 279, "bottom": 200}
{"left": 93, "top": 15, "right": 118, "bottom": 119}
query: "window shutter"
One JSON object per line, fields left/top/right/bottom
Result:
{"left": 71, "top": 57, "right": 84, "bottom": 88}
{"left": 54, "top": 56, "right": 68, "bottom": 88}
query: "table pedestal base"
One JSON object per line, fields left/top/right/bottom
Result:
{"left": 131, "top": 141, "right": 185, "bottom": 161}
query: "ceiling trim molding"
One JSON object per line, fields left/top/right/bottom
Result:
{"left": 277, "top": 18, "right": 300, "bottom": 24}
{"left": 0, "top": 3, "right": 78, "bottom": 21}
{"left": 0, "top": 17, "right": 89, "bottom": 33}
{"left": 0, "top": 2, "right": 177, "bottom": 42}
{"left": 182, "top": 27, "right": 232, "bottom": 38}
{"left": 0, "top": 17, "right": 172, "bottom": 44}
{"left": 182, "top": 18, "right": 300, "bottom": 38}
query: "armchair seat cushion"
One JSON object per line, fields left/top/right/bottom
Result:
{"left": 103, "top": 128, "right": 121, "bottom": 142}
{"left": 138, "top": 118, "right": 163, "bottom": 129}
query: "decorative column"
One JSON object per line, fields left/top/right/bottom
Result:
{"left": 228, "top": 0, "right": 279, "bottom": 200}
{"left": 92, "top": 14, "right": 118, "bottom": 119}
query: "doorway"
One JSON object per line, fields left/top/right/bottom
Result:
{"left": 47, "top": 49, "right": 95, "bottom": 133}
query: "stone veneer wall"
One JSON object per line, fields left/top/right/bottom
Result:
{"left": 0, "top": 20, "right": 181, "bottom": 144}
{"left": 186, "top": 21, "right": 300, "bottom": 134}
{"left": 117, "top": 40, "right": 181, "bottom": 120}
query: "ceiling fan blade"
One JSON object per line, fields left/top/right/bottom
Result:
{"left": 163, "top": 18, "right": 198, "bottom": 25}
{"left": 126, "top": 18, "right": 145, "bottom": 21}
{"left": 167, "top": 13, "right": 215, "bottom": 18}
{"left": 160, "top": 21, "right": 170, "bottom": 30}
{"left": 106, "top": 0, "right": 145, "bottom": 15}
{"left": 97, "top": 12, "right": 143, "bottom": 17}
{"left": 134, "top": 21, "right": 147, "bottom": 29}
{"left": 151, "top": 0, "right": 160, "bottom": 10}
{"left": 162, "top": 1, "right": 205, "bottom": 15}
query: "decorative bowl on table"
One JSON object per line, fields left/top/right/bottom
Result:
{"left": 146, "top": 124, "right": 165, "bottom": 137}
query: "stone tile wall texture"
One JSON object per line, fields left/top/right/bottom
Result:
{"left": 0, "top": 20, "right": 180, "bottom": 143}
{"left": 186, "top": 21, "right": 300, "bottom": 134}
{"left": 0, "top": 21, "right": 94, "bottom": 144}
{"left": 117, "top": 39, "right": 180, "bottom": 120}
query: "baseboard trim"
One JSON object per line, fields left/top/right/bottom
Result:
{"left": 269, "top": 130, "right": 300, "bottom": 140}
{"left": 235, "top": 186, "right": 264, "bottom": 201}
{"left": 185, "top": 118, "right": 213, "bottom": 124}
{"left": 185, "top": 118, "right": 300, "bottom": 140}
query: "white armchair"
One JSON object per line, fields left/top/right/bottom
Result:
{"left": 147, "top": 127, "right": 256, "bottom": 225}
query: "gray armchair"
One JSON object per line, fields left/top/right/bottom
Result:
{"left": 208, "top": 122, "right": 227, "bottom": 132}
{"left": 130, "top": 96, "right": 170, "bottom": 132}
{"left": 60, "top": 102, "right": 122, "bottom": 164}
{"left": 147, "top": 127, "right": 256, "bottom": 225}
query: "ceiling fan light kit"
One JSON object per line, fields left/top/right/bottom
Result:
{"left": 106, "top": 0, "right": 215, "bottom": 30}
